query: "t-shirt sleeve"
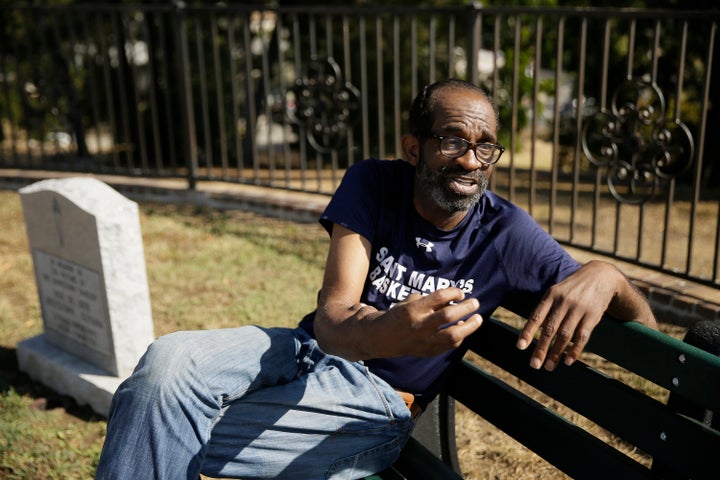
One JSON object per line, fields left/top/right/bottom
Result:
{"left": 495, "top": 207, "right": 580, "bottom": 317}
{"left": 319, "top": 159, "right": 383, "bottom": 241}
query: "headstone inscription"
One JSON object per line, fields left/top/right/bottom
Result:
{"left": 16, "top": 177, "right": 154, "bottom": 416}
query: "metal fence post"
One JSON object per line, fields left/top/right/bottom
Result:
{"left": 174, "top": 1, "right": 198, "bottom": 190}
{"left": 467, "top": 3, "right": 481, "bottom": 87}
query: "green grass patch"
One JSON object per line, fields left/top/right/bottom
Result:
{"left": 0, "top": 387, "right": 106, "bottom": 479}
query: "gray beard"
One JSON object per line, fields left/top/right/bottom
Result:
{"left": 416, "top": 156, "right": 488, "bottom": 213}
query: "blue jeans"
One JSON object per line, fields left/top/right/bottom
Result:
{"left": 94, "top": 326, "right": 414, "bottom": 479}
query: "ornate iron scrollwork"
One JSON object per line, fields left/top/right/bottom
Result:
{"left": 582, "top": 79, "right": 694, "bottom": 203}
{"left": 288, "top": 57, "right": 360, "bottom": 153}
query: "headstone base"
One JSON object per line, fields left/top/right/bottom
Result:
{"left": 16, "top": 335, "right": 127, "bottom": 417}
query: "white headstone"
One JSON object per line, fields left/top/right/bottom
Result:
{"left": 17, "top": 177, "right": 154, "bottom": 416}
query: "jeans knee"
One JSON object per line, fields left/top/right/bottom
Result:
{"left": 120, "top": 326, "right": 299, "bottom": 410}
{"left": 144, "top": 331, "right": 192, "bottom": 366}
{"left": 132, "top": 331, "right": 208, "bottom": 390}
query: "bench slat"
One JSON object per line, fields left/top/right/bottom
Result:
{"left": 586, "top": 319, "right": 720, "bottom": 411}
{"left": 448, "top": 361, "right": 651, "bottom": 479}
{"left": 462, "top": 317, "right": 720, "bottom": 479}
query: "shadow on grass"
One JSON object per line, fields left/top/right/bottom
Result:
{"left": 0, "top": 345, "right": 102, "bottom": 422}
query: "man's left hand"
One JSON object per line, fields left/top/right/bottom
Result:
{"left": 516, "top": 261, "right": 623, "bottom": 371}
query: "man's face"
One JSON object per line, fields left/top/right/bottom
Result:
{"left": 416, "top": 145, "right": 489, "bottom": 212}
{"left": 415, "top": 87, "right": 498, "bottom": 213}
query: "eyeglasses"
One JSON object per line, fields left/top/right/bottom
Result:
{"left": 431, "top": 134, "right": 505, "bottom": 165}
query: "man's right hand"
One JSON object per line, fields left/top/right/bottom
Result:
{"left": 316, "top": 287, "right": 482, "bottom": 361}
{"left": 373, "top": 288, "right": 483, "bottom": 357}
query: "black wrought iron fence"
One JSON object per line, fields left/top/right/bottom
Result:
{"left": 1, "top": 3, "right": 719, "bottom": 288}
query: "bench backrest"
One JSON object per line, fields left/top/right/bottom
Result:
{"left": 427, "top": 317, "right": 720, "bottom": 479}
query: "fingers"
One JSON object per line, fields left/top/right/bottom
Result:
{"left": 431, "top": 294, "right": 483, "bottom": 352}
{"left": 436, "top": 298, "right": 481, "bottom": 327}
{"left": 528, "top": 300, "right": 572, "bottom": 370}
{"left": 421, "top": 287, "right": 467, "bottom": 309}
{"left": 519, "top": 300, "right": 598, "bottom": 371}
{"left": 412, "top": 288, "right": 476, "bottom": 328}
{"left": 517, "top": 294, "right": 552, "bottom": 351}
{"left": 397, "top": 288, "right": 482, "bottom": 356}
{"left": 562, "top": 319, "right": 593, "bottom": 366}
{"left": 436, "top": 313, "right": 484, "bottom": 347}
{"left": 538, "top": 311, "right": 577, "bottom": 371}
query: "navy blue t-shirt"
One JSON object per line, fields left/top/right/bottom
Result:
{"left": 298, "top": 158, "right": 579, "bottom": 407}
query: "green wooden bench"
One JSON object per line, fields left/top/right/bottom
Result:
{"left": 366, "top": 316, "right": 720, "bottom": 479}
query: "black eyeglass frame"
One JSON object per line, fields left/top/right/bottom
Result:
{"left": 429, "top": 133, "right": 505, "bottom": 165}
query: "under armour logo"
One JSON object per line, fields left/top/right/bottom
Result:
{"left": 416, "top": 237, "right": 434, "bottom": 252}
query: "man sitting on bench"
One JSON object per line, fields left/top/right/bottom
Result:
{"left": 95, "top": 79, "right": 657, "bottom": 480}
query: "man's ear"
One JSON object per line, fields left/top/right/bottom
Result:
{"left": 401, "top": 134, "right": 420, "bottom": 166}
